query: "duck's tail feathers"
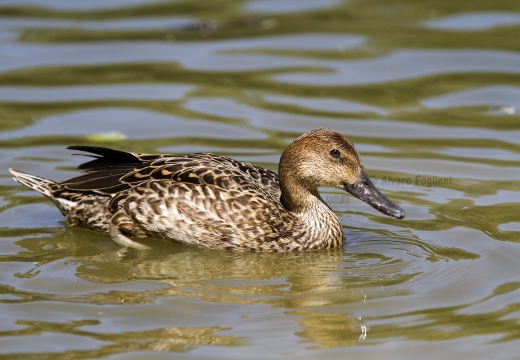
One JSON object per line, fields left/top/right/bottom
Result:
{"left": 9, "top": 168, "right": 57, "bottom": 198}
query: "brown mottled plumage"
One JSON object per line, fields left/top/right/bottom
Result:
{"left": 9, "top": 128, "right": 404, "bottom": 251}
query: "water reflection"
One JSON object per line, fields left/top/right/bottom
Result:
{"left": 1, "top": 227, "right": 422, "bottom": 349}
{"left": 369, "top": 280, "right": 520, "bottom": 343}
{"left": 1, "top": 320, "right": 239, "bottom": 356}
{"left": 1, "top": 224, "right": 486, "bottom": 349}
{"left": 293, "top": 311, "right": 359, "bottom": 348}
{"left": 425, "top": 12, "right": 520, "bottom": 31}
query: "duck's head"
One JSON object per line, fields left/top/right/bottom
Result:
{"left": 279, "top": 128, "right": 405, "bottom": 219}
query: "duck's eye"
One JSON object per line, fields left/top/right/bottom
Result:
{"left": 330, "top": 149, "right": 341, "bottom": 158}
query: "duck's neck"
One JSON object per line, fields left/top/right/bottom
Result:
{"left": 279, "top": 168, "right": 343, "bottom": 249}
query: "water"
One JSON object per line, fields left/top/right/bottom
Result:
{"left": 1, "top": 0, "right": 520, "bottom": 358}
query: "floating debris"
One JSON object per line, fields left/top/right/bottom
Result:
{"left": 85, "top": 131, "right": 127, "bottom": 142}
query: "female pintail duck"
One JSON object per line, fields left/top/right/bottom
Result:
{"left": 9, "top": 128, "right": 404, "bottom": 251}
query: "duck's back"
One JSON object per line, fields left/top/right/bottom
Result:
{"left": 61, "top": 146, "right": 281, "bottom": 199}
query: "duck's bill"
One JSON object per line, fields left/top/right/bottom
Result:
{"left": 343, "top": 171, "right": 405, "bottom": 219}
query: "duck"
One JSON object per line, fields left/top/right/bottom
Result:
{"left": 9, "top": 128, "right": 404, "bottom": 251}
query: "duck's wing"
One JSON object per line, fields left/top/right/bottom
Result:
{"left": 62, "top": 146, "right": 280, "bottom": 198}
{"left": 61, "top": 146, "right": 158, "bottom": 194}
